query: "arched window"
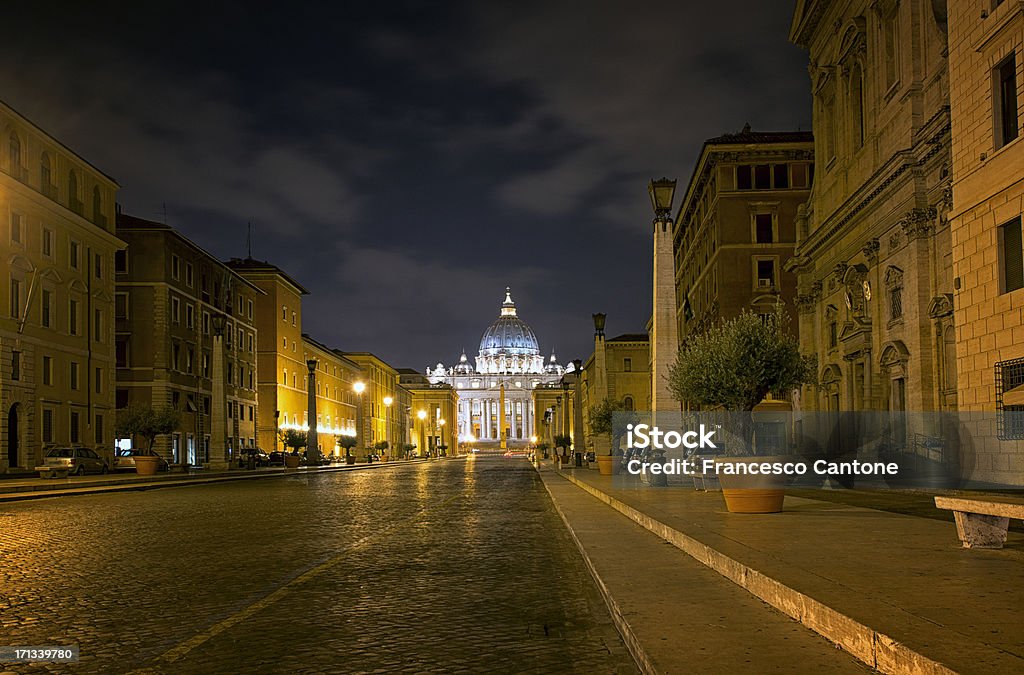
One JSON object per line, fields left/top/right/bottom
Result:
{"left": 622, "top": 396, "right": 635, "bottom": 411}
{"left": 8, "top": 132, "right": 21, "bottom": 175}
{"left": 850, "top": 64, "right": 865, "bottom": 149}
{"left": 40, "top": 152, "right": 52, "bottom": 192}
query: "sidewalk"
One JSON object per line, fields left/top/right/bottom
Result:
{"left": 538, "top": 462, "right": 1024, "bottom": 674}
{"left": 0, "top": 459, "right": 430, "bottom": 502}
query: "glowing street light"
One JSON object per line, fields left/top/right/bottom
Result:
{"left": 417, "top": 409, "right": 427, "bottom": 459}
{"left": 382, "top": 395, "right": 393, "bottom": 459}
{"left": 354, "top": 381, "right": 366, "bottom": 459}
{"left": 438, "top": 418, "right": 446, "bottom": 457}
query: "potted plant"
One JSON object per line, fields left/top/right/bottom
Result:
{"left": 402, "top": 443, "right": 416, "bottom": 460}
{"left": 115, "top": 406, "right": 180, "bottom": 475}
{"left": 588, "top": 398, "right": 638, "bottom": 476}
{"left": 668, "top": 309, "right": 815, "bottom": 513}
{"left": 279, "top": 429, "right": 307, "bottom": 468}
{"left": 374, "top": 440, "right": 390, "bottom": 461}
{"left": 337, "top": 435, "right": 358, "bottom": 464}
{"left": 437, "top": 443, "right": 448, "bottom": 457}
{"left": 553, "top": 434, "right": 572, "bottom": 467}
{"left": 537, "top": 442, "right": 550, "bottom": 459}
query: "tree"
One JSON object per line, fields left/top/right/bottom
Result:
{"left": 279, "top": 429, "right": 308, "bottom": 454}
{"left": 588, "top": 398, "right": 640, "bottom": 454}
{"left": 667, "top": 309, "right": 815, "bottom": 455}
{"left": 337, "top": 435, "right": 358, "bottom": 453}
{"left": 115, "top": 406, "right": 181, "bottom": 455}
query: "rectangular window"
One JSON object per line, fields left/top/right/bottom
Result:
{"left": 70, "top": 240, "right": 80, "bottom": 270}
{"left": 773, "top": 164, "right": 789, "bottom": 189}
{"left": 171, "top": 296, "right": 180, "bottom": 323}
{"left": 94, "top": 253, "right": 102, "bottom": 279}
{"left": 94, "top": 309, "right": 103, "bottom": 340}
{"left": 890, "top": 287, "right": 904, "bottom": 320}
{"left": 95, "top": 367, "right": 103, "bottom": 394}
{"left": 115, "top": 292, "right": 128, "bottom": 319}
{"left": 42, "top": 228, "right": 54, "bottom": 257}
{"left": 186, "top": 304, "right": 195, "bottom": 329}
{"left": 171, "top": 254, "right": 181, "bottom": 280}
{"left": 42, "top": 409, "right": 54, "bottom": 443}
{"left": 247, "top": 299, "right": 253, "bottom": 319}
{"left": 42, "top": 288, "right": 52, "bottom": 327}
{"left": 70, "top": 361, "right": 79, "bottom": 390}
{"left": 623, "top": 357, "right": 632, "bottom": 372}
{"left": 1000, "top": 217, "right": 1023, "bottom": 293}
{"left": 10, "top": 212, "right": 22, "bottom": 243}
{"left": 756, "top": 259, "right": 776, "bottom": 288}
{"left": 116, "top": 338, "right": 128, "bottom": 368}
{"left": 70, "top": 411, "right": 80, "bottom": 444}
{"left": 186, "top": 348, "right": 194, "bottom": 374}
{"left": 995, "top": 357, "right": 1024, "bottom": 440}
{"left": 754, "top": 164, "right": 771, "bottom": 189}
{"left": 203, "top": 353, "right": 210, "bottom": 378}
{"left": 69, "top": 299, "right": 79, "bottom": 335}
{"left": 114, "top": 249, "right": 127, "bottom": 273}
{"left": 185, "top": 262, "right": 194, "bottom": 287}
{"left": 11, "top": 350, "right": 20, "bottom": 381}
{"left": 9, "top": 278, "right": 20, "bottom": 318}
{"left": 203, "top": 311, "right": 210, "bottom": 334}
{"left": 172, "top": 343, "right": 181, "bottom": 370}
{"left": 116, "top": 388, "right": 129, "bottom": 409}
{"left": 42, "top": 355, "right": 52, "bottom": 385}
{"left": 828, "top": 321, "right": 838, "bottom": 349}
{"left": 996, "top": 55, "right": 1019, "bottom": 148}
{"left": 95, "top": 414, "right": 104, "bottom": 445}
{"left": 755, "top": 214, "right": 773, "bottom": 243}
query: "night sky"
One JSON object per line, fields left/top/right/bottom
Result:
{"left": 4, "top": 1, "right": 810, "bottom": 370}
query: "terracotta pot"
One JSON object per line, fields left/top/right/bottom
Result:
{"left": 714, "top": 456, "right": 787, "bottom": 513}
{"left": 284, "top": 454, "right": 301, "bottom": 468}
{"left": 595, "top": 454, "right": 618, "bottom": 476}
{"left": 134, "top": 454, "right": 161, "bottom": 476}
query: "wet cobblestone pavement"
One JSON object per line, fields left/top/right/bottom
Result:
{"left": 0, "top": 457, "right": 635, "bottom": 674}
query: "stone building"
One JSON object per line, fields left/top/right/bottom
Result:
{"left": 947, "top": 0, "right": 1024, "bottom": 484}
{"left": 673, "top": 129, "right": 814, "bottom": 342}
{"left": 301, "top": 335, "right": 362, "bottom": 458}
{"left": 789, "top": 1, "right": 955, "bottom": 422}
{"left": 345, "top": 352, "right": 406, "bottom": 456}
{"left": 115, "top": 215, "right": 261, "bottom": 466}
{"left": 398, "top": 368, "right": 458, "bottom": 456}
{"left": 428, "top": 288, "right": 563, "bottom": 448}
{"left": 1, "top": 99, "right": 122, "bottom": 472}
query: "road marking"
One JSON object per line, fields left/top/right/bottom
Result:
{"left": 131, "top": 473, "right": 463, "bottom": 672}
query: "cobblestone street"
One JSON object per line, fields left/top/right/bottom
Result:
{"left": 0, "top": 457, "right": 635, "bottom": 674}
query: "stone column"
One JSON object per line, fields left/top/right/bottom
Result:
{"left": 306, "top": 360, "right": 320, "bottom": 464}
{"left": 208, "top": 320, "right": 229, "bottom": 470}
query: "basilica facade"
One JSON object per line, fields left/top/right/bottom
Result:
{"left": 427, "top": 288, "right": 564, "bottom": 446}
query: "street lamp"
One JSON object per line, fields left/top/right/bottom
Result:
{"left": 417, "top": 409, "right": 427, "bottom": 458}
{"left": 383, "top": 395, "right": 393, "bottom": 460}
{"left": 648, "top": 177, "right": 677, "bottom": 220}
{"left": 438, "top": 418, "right": 446, "bottom": 457}
{"left": 306, "top": 359, "right": 320, "bottom": 466}
{"left": 354, "top": 381, "right": 366, "bottom": 461}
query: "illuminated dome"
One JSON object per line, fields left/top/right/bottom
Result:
{"left": 453, "top": 350, "right": 474, "bottom": 374}
{"left": 475, "top": 288, "right": 545, "bottom": 374}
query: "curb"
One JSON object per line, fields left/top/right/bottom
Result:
{"left": 554, "top": 469, "right": 956, "bottom": 675}
{"left": 535, "top": 463, "right": 654, "bottom": 675}
{"left": 0, "top": 459, "right": 437, "bottom": 503}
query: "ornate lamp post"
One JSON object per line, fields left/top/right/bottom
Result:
{"left": 306, "top": 359, "right": 320, "bottom": 465}
{"left": 438, "top": 418, "right": 446, "bottom": 456}
{"left": 353, "top": 381, "right": 366, "bottom": 461}
{"left": 383, "top": 395, "right": 393, "bottom": 460}
{"left": 417, "top": 409, "right": 427, "bottom": 458}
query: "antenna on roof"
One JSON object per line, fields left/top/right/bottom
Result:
{"left": 247, "top": 221, "right": 252, "bottom": 259}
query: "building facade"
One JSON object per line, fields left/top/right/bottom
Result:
{"left": 226, "top": 258, "right": 313, "bottom": 453}
{"left": 674, "top": 129, "right": 814, "bottom": 341}
{"left": 399, "top": 369, "right": 458, "bottom": 456}
{"left": 428, "top": 288, "right": 563, "bottom": 447}
{"left": 579, "top": 322, "right": 650, "bottom": 454}
{"left": 789, "top": 1, "right": 955, "bottom": 422}
{"left": 115, "top": 215, "right": 261, "bottom": 465}
{"left": 2, "top": 100, "right": 122, "bottom": 472}
{"left": 302, "top": 335, "right": 361, "bottom": 458}
{"left": 947, "top": 0, "right": 1024, "bottom": 484}
{"left": 345, "top": 352, "right": 405, "bottom": 456}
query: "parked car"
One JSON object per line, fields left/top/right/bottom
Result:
{"left": 113, "top": 449, "right": 169, "bottom": 473}
{"left": 43, "top": 447, "right": 109, "bottom": 476}
{"left": 268, "top": 451, "right": 287, "bottom": 466}
{"left": 237, "top": 448, "right": 271, "bottom": 467}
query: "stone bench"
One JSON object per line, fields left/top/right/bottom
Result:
{"left": 36, "top": 465, "right": 69, "bottom": 479}
{"left": 934, "top": 496, "right": 1024, "bottom": 549}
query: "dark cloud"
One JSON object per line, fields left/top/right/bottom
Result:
{"left": 2, "top": 1, "right": 811, "bottom": 368}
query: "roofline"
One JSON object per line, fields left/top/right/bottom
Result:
{"left": 225, "top": 257, "right": 310, "bottom": 296}
{"left": 300, "top": 334, "right": 362, "bottom": 370}
{"left": 1, "top": 98, "right": 119, "bottom": 187}
{"left": 117, "top": 213, "right": 266, "bottom": 295}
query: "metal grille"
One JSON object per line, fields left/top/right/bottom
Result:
{"left": 995, "top": 357, "right": 1024, "bottom": 440}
